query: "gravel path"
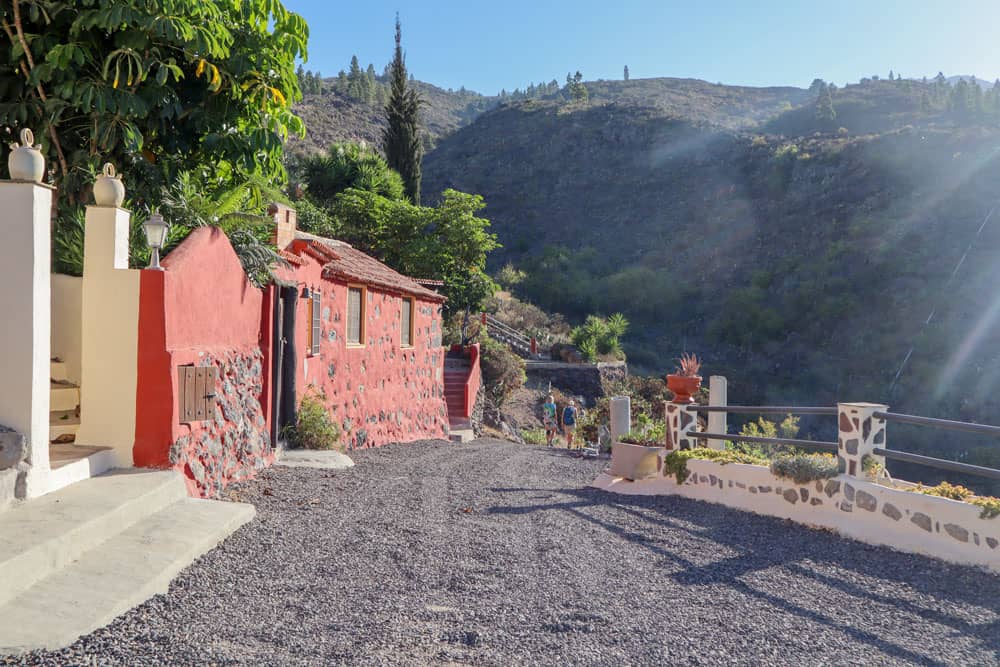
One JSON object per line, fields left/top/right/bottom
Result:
{"left": 17, "top": 438, "right": 1000, "bottom": 666}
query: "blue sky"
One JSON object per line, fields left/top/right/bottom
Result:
{"left": 284, "top": 0, "right": 1000, "bottom": 95}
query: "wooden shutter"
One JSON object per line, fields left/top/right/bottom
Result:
{"left": 311, "top": 290, "right": 321, "bottom": 355}
{"left": 348, "top": 287, "right": 362, "bottom": 344}
{"left": 401, "top": 298, "right": 413, "bottom": 347}
{"left": 179, "top": 366, "right": 218, "bottom": 423}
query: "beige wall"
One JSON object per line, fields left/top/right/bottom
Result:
{"left": 51, "top": 274, "right": 83, "bottom": 384}
{"left": 73, "top": 206, "right": 140, "bottom": 467}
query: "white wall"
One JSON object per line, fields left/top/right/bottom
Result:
{"left": 51, "top": 274, "right": 83, "bottom": 384}
{"left": 594, "top": 460, "right": 1000, "bottom": 572}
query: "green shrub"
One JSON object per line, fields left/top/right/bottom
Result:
{"left": 662, "top": 447, "right": 768, "bottom": 485}
{"left": 770, "top": 453, "right": 839, "bottom": 484}
{"left": 571, "top": 313, "right": 628, "bottom": 362}
{"left": 971, "top": 497, "right": 1000, "bottom": 519}
{"left": 284, "top": 391, "right": 341, "bottom": 450}
{"left": 521, "top": 428, "right": 547, "bottom": 445}
{"left": 861, "top": 454, "right": 884, "bottom": 479}
{"left": 914, "top": 481, "right": 973, "bottom": 501}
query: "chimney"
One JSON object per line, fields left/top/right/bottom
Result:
{"left": 267, "top": 202, "right": 297, "bottom": 249}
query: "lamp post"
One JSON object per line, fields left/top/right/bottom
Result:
{"left": 143, "top": 209, "right": 169, "bottom": 270}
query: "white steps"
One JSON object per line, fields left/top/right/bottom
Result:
{"left": 50, "top": 360, "right": 68, "bottom": 382}
{"left": 49, "top": 381, "right": 80, "bottom": 413}
{"left": 50, "top": 359, "right": 81, "bottom": 442}
{"left": 49, "top": 410, "right": 80, "bottom": 440}
{"left": 0, "top": 470, "right": 254, "bottom": 653}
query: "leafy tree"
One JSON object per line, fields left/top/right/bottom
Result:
{"left": 301, "top": 141, "right": 405, "bottom": 205}
{"left": 382, "top": 15, "right": 423, "bottom": 204}
{"left": 624, "top": 65, "right": 630, "bottom": 81}
{"left": 327, "top": 187, "right": 499, "bottom": 313}
{"left": 808, "top": 78, "right": 826, "bottom": 94}
{"left": 0, "top": 0, "right": 307, "bottom": 205}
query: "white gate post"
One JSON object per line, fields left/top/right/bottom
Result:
{"left": 0, "top": 176, "right": 53, "bottom": 497}
{"left": 707, "top": 375, "right": 728, "bottom": 450}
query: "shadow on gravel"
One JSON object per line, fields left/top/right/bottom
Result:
{"left": 487, "top": 485, "right": 1000, "bottom": 665}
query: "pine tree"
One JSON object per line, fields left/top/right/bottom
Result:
{"left": 566, "top": 71, "right": 588, "bottom": 102}
{"left": 382, "top": 15, "right": 423, "bottom": 204}
{"left": 815, "top": 82, "right": 836, "bottom": 124}
{"left": 889, "top": 69, "right": 894, "bottom": 81}
{"left": 624, "top": 65, "right": 630, "bottom": 81}
{"left": 347, "top": 55, "right": 364, "bottom": 100}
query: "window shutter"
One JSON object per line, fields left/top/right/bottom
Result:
{"left": 311, "top": 290, "right": 321, "bottom": 355}
{"left": 348, "top": 287, "right": 362, "bottom": 344}
{"left": 401, "top": 298, "right": 412, "bottom": 346}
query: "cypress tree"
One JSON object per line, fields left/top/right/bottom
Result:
{"left": 624, "top": 65, "right": 630, "bottom": 81}
{"left": 382, "top": 15, "right": 423, "bottom": 204}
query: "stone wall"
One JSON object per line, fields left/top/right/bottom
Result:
{"left": 0, "top": 427, "right": 27, "bottom": 506}
{"left": 525, "top": 361, "right": 627, "bottom": 407}
{"left": 594, "top": 459, "right": 1000, "bottom": 571}
{"left": 168, "top": 348, "right": 272, "bottom": 497}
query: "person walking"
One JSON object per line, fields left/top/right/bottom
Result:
{"left": 541, "top": 394, "right": 558, "bottom": 447}
{"left": 562, "top": 399, "right": 579, "bottom": 450}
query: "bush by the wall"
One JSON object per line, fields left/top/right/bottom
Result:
{"left": 770, "top": 453, "right": 839, "bottom": 484}
{"left": 285, "top": 391, "right": 341, "bottom": 450}
{"left": 662, "top": 447, "right": 769, "bottom": 484}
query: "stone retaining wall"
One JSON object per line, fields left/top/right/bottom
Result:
{"left": 593, "top": 459, "right": 1000, "bottom": 572}
{"left": 525, "top": 361, "right": 627, "bottom": 407}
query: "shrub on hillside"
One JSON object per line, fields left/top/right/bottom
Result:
{"left": 571, "top": 313, "right": 628, "bottom": 362}
{"left": 480, "top": 335, "right": 526, "bottom": 407}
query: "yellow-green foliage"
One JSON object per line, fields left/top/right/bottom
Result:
{"left": 912, "top": 481, "right": 1000, "bottom": 519}
{"left": 662, "top": 447, "right": 768, "bottom": 485}
{"left": 521, "top": 428, "right": 547, "bottom": 445}
{"left": 770, "top": 453, "right": 839, "bottom": 484}
{"left": 861, "top": 454, "right": 884, "bottom": 479}
{"left": 285, "top": 392, "right": 341, "bottom": 451}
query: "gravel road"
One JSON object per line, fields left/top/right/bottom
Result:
{"left": 17, "top": 438, "right": 1000, "bottom": 666}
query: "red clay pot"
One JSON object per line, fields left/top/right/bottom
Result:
{"left": 666, "top": 374, "right": 702, "bottom": 404}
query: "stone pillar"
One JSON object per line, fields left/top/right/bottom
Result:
{"left": 837, "top": 402, "right": 888, "bottom": 478}
{"left": 609, "top": 396, "right": 630, "bottom": 442}
{"left": 707, "top": 375, "right": 728, "bottom": 451}
{"left": 74, "top": 205, "right": 141, "bottom": 466}
{"left": 666, "top": 401, "right": 697, "bottom": 450}
{"left": 0, "top": 180, "right": 54, "bottom": 497}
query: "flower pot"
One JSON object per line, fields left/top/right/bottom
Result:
{"left": 609, "top": 441, "right": 662, "bottom": 480}
{"left": 7, "top": 128, "right": 45, "bottom": 182}
{"left": 93, "top": 162, "right": 125, "bottom": 206}
{"left": 666, "top": 374, "right": 702, "bottom": 404}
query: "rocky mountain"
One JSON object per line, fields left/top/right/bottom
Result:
{"left": 419, "top": 77, "right": 1000, "bottom": 482}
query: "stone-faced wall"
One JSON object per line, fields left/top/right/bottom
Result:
{"left": 277, "top": 251, "right": 448, "bottom": 449}
{"left": 135, "top": 227, "right": 274, "bottom": 497}
{"left": 525, "top": 361, "right": 627, "bottom": 407}
{"left": 167, "top": 348, "right": 271, "bottom": 497}
{"left": 594, "top": 459, "right": 1000, "bottom": 572}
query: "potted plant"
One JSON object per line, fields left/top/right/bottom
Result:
{"left": 610, "top": 433, "right": 663, "bottom": 481}
{"left": 666, "top": 353, "right": 702, "bottom": 404}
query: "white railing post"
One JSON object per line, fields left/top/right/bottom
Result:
{"left": 837, "top": 402, "right": 888, "bottom": 478}
{"left": 609, "top": 396, "right": 630, "bottom": 442}
{"left": 707, "top": 375, "right": 728, "bottom": 450}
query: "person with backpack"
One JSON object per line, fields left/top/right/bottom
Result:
{"left": 541, "top": 394, "right": 558, "bottom": 447}
{"left": 562, "top": 399, "right": 579, "bottom": 450}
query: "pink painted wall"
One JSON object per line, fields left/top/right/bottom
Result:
{"left": 275, "top": 251, "right": 449, "bottom": 448}
{"left": 135, "top": 227, "right": 274, "bottom": 497}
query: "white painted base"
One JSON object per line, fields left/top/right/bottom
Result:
{"left": 593, "top": 459, "right": 1000, "bottom": 573}
{"left": 45, "top": 449, "right": 117, "bottom": 495}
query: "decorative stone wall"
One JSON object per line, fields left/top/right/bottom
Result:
{"left": 0, "top": 426, "right": 27, "bottom": 505}
{"left": 666, "top": 402, "right": 697, "bottom": 450}
{"left": 837, "top": 402, "right": 887, "bottom": 477}
{"left": 168, "top": 349, "right": 272, "bottom": 498}
{"left": 593, "top": 460, "right": 1000, "bottom": 572}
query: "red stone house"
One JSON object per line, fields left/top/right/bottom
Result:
{"left": 130, "top": 205, "right": 466, "bottom": 497}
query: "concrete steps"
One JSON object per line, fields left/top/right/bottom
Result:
{"left": 0, "top": 470, "right": 254, "bottom": 653}
{"left": 444, "top": 361, "right": 472, "bottom": 432}
{"left": 50, "top": 360, "right": 68, "bottom": 382}
{"left": 49, "top": 380, "right": 80, "bottom": 413}
{"left": 50, "top": 359, "right": 81, "bottom": 443}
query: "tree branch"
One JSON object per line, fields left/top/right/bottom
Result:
{"left": 7, "top": 0, "right": 69, "bottom": 178}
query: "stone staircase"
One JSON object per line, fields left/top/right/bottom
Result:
{"left": 0, "top": 469, "right": 254, "bottom": 654}
{"left": 49, "top": 359, "right": 80, "bottom": 443}
{"left": 444, "top": 354, "right": 474, "bottom": 442}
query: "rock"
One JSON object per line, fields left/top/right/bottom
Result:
{"left": 856, "top": 490, "right": 877, "bottom": 512}
{"left": 0, "top": 427, "right": 26, "bottom": 470}
{"left": 944, "top": 523, "right": 969, "bottom": 543}
{"left": 783, "top": 489, "right": 799, "bottom": 504}
{"left": 882, "top": 503, "right": 902, "bottom": 521}
{"left": 911, "top": 512, "right": 932, "bottom": 532}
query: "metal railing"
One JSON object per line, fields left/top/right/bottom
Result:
{"left": 699, "top": 432, "right": 838, "bottom": 452}
{"left": 694, "top": 405, "right": 837, "bottom": 416}
{"left": 873, "top": 411, "right": 1000, "bottom": 438}
{"left": 481, "top": 313, "right": 546, "bottom": 358}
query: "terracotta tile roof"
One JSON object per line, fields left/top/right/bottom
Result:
{"left": 413, "top": 278, "right": 445, "bottom": 287}
{"left": 278, "top": 250, "right": 307, "bottom": 267}
{"left": 292, "top": 231, "right": 446, "bottom": 302}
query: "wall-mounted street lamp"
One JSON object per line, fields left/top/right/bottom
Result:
{"left": 143, "top": 209, "right": 169, "bottom": 270}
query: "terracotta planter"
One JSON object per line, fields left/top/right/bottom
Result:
{"left": 609, "top": 441, "right": 662, "bottom": 481}
{"left": 666, "top": 374, "right": 702, "bottom": 404}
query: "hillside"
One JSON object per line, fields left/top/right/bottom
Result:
{"left": 421, "top": 79, "right": 1000, "bottom": 479}
{"left": 289, "top": 80, "right": 494, "bottom": 158}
